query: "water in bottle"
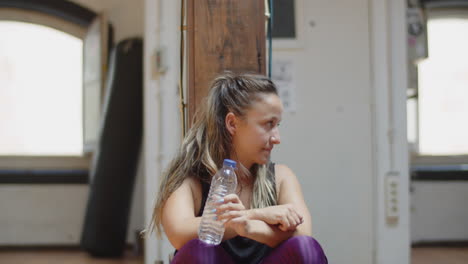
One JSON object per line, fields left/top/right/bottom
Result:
{"left": 198, "top": 159, "right": 238, "bottom": 245}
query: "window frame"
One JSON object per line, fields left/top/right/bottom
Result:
{"left": 410, "top": 6, "right": 468, "bottom": 178}
{"left": 0, "top": 4, "right": 94, "bottom": 179}
{"left": 0, "top": 7, "right": 85, "bottom": 38}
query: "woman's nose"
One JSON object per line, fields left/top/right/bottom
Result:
{"left": 271, "top": 131, "right": 281, "bottom": 145}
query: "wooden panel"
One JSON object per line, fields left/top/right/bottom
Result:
{"left": 187, "top": 0, "right": 266, "bottom": 124}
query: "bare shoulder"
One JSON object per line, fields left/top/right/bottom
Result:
{"left": 274, "top": 164, "right": 297, "bottom": 185}
{"left": 274, "top": 163, "right": 295, "bottom": 175}
{"left": 274, "top": 164, "right": 305, "bottom": 204}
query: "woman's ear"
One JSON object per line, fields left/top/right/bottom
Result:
{"left": 225, "top": 112, "right": 237, "bottom": 136}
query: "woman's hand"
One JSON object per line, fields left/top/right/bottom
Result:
{"left": 253, "top": 204, "right": 304, "bottom": 232}
{"left": 216, "top": 194, "right": 248, "bottom": 220}
{"left": 216, "top": 194, "right": 252, "bottom": 237}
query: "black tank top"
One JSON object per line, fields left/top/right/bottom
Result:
{"left": 197, "top": 163, "right": 276, "bottom": 264}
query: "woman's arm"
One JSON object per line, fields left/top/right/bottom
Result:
{"left": 218, "top": 164, "right": 312, "bottom": 247}
{"left": 274, "top": 164, "right": 312, "bottom": 236}
{"left": 161, "top": 177, "right": 238, "bottom": 249}
{"left": 248, "top": 164, "right": 312, "bottom": 245}
{"left": 249, "top": 204, "right": 303, "bottom": 232}
{"left": 161, "top": 177, "right": 201, "bottom": 249}
{"left": 225, "top": 217, "right": 294, "bottom": 248}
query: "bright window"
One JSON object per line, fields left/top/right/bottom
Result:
{"left": 417, "top": 18, "right": 468, "bottom": 156}
{"left": 0, "top": 21, "right": 83, "bottom": 156}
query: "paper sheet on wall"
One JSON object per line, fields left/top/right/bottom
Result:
{"left": 272, "top": 59, "right": 297, "bottom": 113}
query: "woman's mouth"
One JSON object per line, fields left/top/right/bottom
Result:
{"left": 263, "top": 148, "right": 272, "bottom": 153}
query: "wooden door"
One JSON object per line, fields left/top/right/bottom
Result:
{"left": 187, "top": 0, "right": 266, "bottom": 125}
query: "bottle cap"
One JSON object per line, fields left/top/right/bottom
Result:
{"left": 223, "top": 159, "right": 236, "bottom": 168}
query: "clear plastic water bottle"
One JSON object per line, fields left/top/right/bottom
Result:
{"left": 198, "top": 159, "right": 238, "bottom": 245}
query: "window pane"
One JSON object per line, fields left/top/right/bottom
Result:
{"left": 272, "top": 0, "right": 296, "bottom": 38}
{"left": 0, "top": 21, "right": 83, "bottom": 156}
{"left": 418, "top": 18, "right": 468, "bottom": 155}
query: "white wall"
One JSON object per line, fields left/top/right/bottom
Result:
{"left": 143, "top": 0, "right": 182, "bottom": 262}
{"left": 411, "top": 181, "right": 468, "bottom": 242}
{"left": 73, "top": 0, "right": 144, "bottom": 42}
{"left": 142, "top": 0, "right": 410, "bottom": 264}
{"left": 272, "top": 1, "right": 374, "bottom": 263}
{"left": 370, "top": 0, "right": 410, "bottom": 263}
{"left": 0, "top": 185, "right": 88, "bottom": 245}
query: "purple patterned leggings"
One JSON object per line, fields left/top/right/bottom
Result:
{"left": 171, "top": 236, "right": 328, "bottom": 264}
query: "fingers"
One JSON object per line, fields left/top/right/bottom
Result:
{"left": 216, "top": 193, "right": 245, "bottom": 212}
{"left": 278, "top": 215, "right": 302, "bottom": 232}
{"left": 218, "top": 210, "right": 244, "bottom": 222}
{"left": 290, "top": 211, "right": 303, "bottom": 226}
{"left": 216, "top": 202, "right": 245, "bottom": 214}
{"left": 286, "top": 205, "right": 303, "bottom": 227}
{"left": 279, "top": 224, "right": 289, "bottom": 232}
{"left": 288, "top": 212, "right": 303, "bottom": 229}
{"left": 216, "top": 203, "right": 247, "bottom": 222}
{"left": 278, "top": 217, "right": 294, "bottom": 231}
{"left": 221, "top": 194, "right": 242, "bottom": 205}
{"left": 213, "top": 194, "right": 246, "bottom": 224}
{"left": 277, "top": 206, "right": 304, "bottom": 231}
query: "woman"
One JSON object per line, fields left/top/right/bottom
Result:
{"left": 150, "top": 72, "right": 327, "bottom": 263}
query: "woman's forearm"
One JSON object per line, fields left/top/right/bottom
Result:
{"left": 249, "top": 207, "right": 273, "bottom": 222}
{"left": 243, "top": 219, "right": 294, "bottom": 247}
{"left": 243, "top": 205, "right": 310, "bottom": 247}
{"left": 248, "top": 204, "right": 303, "bottom": 229}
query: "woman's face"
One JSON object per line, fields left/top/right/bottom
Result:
{"left": 231, "top": 93, "right": 283, "bottom": 168}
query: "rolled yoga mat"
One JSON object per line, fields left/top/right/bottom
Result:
{"left": 81, "top": 38, "right": 143, "bottom": 257}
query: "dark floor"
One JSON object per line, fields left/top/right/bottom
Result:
{"left": 0, "top": 248, "right": 142, "bottom": 264}
{"left": 412, "top": 247, "right": 468, "bottom": 264}
{"left": 0, "top": 247, "right": 467, "bottom": 264}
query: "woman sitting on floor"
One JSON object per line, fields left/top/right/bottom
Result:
{"left": 149, "top": 72, "right": 328, "bottom": 264}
